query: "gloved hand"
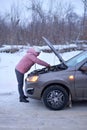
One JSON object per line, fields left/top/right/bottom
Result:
{"left": 47, "top": 64, "right": 51, "bottom": 68}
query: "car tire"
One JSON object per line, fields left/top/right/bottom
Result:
{"left": 42, "top": 85, "right": 69, "bottom": 110}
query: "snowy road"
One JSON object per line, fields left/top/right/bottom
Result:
{"left": 0, "top": 92, "right": 87, "bottom": 130}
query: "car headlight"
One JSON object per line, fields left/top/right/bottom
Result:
{"left": 26, "top": 75, "right": 39, "bottom": 82}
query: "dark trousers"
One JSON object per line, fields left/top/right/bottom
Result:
{"left": 15, "top": 69, "right": 24, "bottom": 99}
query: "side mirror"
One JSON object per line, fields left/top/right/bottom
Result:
{"left": 80, "top": 66, "right": 87, "bottom": 72}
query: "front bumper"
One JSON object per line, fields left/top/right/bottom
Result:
{"left": 25, "top": 79, "right": 44, "bottom": 100}
{"left": 26, "top": 88, "right": 34, "bottom": 95}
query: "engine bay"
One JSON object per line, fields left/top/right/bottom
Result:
{"left": 28, "top": 63, "right": 67, "bottom": 76}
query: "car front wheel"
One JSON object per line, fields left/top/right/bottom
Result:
{"left": 42, "top": 85, "right": 69, "bottom": 110}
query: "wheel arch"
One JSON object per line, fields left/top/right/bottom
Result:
{"left": 41, "top": 83, "right": 71, "bottom": 98}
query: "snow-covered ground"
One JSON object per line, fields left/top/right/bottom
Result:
{"left": 0, "top": 45, "right": 81, "bottom": 95}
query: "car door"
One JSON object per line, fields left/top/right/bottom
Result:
{"left": 75, "top": 62, "right": 87, "bottom": 99}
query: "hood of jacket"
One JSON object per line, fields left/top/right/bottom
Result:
{"left": 27, "top": 47, "right": 39, "bottom": 56}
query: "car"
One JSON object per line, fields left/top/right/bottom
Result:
{"left": 25, "top": 37, "right": 87, "bottom": 110}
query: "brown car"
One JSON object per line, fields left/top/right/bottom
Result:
{"left": 25, "top": 37, "right": 87, "bottom": 110}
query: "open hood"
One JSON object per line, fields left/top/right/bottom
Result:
{"left": 42, "top": 37, "right": 67, "bottom": 67}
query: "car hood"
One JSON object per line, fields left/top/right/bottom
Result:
{"left": 42, "top": 37, "right": 67, "bottom": 68}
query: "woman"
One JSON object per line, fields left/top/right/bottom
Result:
{"left": 15, "top": 47, "right": 50, "bottom": 103}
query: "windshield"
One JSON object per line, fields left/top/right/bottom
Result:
{"left": 66, "top": 51, "right": 87, "bottom": 67}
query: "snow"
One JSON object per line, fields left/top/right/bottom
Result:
{"left": 0, "top": 45, "right": 81, "bottom": 95}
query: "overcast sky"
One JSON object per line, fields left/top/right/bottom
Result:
{"left": 0, "top": 0, "right": 84, "bottom": 17}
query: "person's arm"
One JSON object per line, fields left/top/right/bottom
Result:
{"left": 29, "top": 54, "right": 50, "bottom": 67}
{"left": 35, "top": 58, "right": 50, "bottom": 67}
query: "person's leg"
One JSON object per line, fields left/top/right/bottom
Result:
{"left": 15, "top": 69, "right": 24, "bottom": 98}
{"left": 15, "top": 69, "right": 29, "bottom": 102}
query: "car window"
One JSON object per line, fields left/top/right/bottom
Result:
{"left": 66, "top": 51, "right": 87, "bottom": 67}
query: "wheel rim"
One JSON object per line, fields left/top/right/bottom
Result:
{"left": 46, "top": 90, "right": 65, "bottom": 109}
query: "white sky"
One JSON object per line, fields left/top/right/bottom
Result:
{"left": 0, "top": 0, "right": 84, "bottom": 15}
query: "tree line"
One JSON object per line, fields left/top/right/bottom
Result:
{"left": 0, "top": 0, "right": 87, "bottom": 47}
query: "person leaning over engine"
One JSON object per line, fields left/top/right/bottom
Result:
{"left": 15, "top": 47, "right": 50, "bottom": 103}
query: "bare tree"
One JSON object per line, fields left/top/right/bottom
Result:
{"left": 0, "top": 15, "right": 9, "bottom": 46}
{"left": 0, "top": 0, "right": 85, "bottom": 47}
{"left": 8, "top": 4, "right": 21, "bottom": 45}
{"left": 81, "top": 0, "right": 87, "bottom": 39}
